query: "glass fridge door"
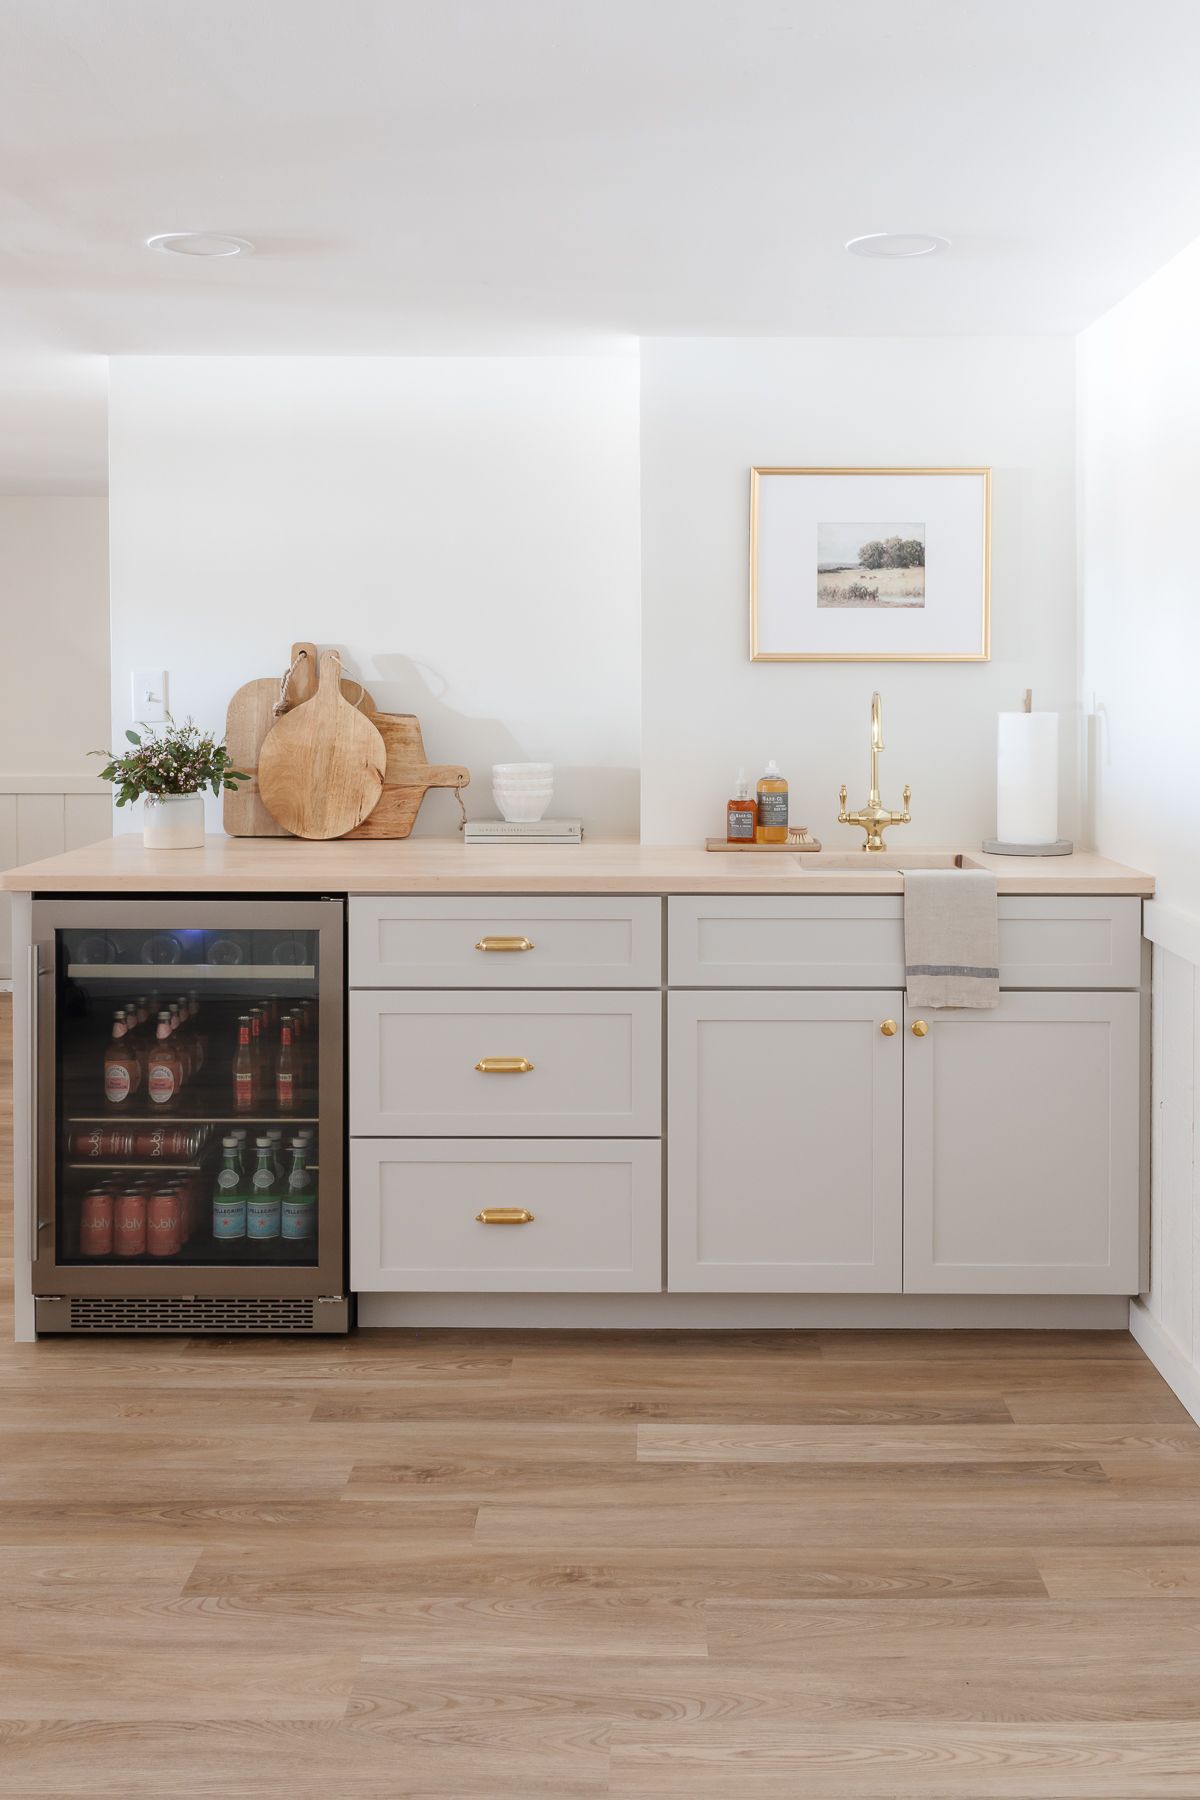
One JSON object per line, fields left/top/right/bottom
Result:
{"left": 34, "top": 900, "right": 343, "bottom": 1297}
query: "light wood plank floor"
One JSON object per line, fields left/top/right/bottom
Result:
{"left": 2, "top": 995, "right": 1199, "bottom": 1796}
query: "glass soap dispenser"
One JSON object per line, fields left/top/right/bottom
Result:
{"left": 726, "top": 771, "right": 757, "bottom": 843}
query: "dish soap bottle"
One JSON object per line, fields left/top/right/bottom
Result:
{"left": 726, "top": 771, "right": 757, "bottom": 843}
{"left": 756, "top": 759, "right": 789, "bottom": 843}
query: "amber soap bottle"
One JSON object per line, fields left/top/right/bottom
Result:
{"left": 756, "top": 759, "right": 789, "bottom": 843}
{"left": 726, "top": 772, "right": 756, "bottom": 843}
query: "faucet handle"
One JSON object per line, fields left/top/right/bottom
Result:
{"left": 891, "top": 784, "right": 912, "bottom": 827}
{"left": 838, "top": 783, "right": 849, "bottom": 823}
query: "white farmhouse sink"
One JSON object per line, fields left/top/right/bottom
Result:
{"left": 799, "top": 851, "right": 980, "bottom": 873}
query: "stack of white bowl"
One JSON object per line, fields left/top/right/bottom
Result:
{"left": 492, "top": 762, "right": 554, "bottom": 822}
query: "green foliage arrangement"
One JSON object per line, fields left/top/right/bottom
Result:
{"left": 93, "top": 717, "right": 250, "bottom": 808}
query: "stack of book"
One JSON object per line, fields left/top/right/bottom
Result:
{"left": 463, "top": 819, "right": 583, "bottom": 845}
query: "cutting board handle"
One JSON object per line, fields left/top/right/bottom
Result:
{"left": 290, "top": 642, "right": 319, "bottom": 704}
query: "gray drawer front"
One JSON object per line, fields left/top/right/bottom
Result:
{"left": 350, "top": 896, "right": 662, "bottom": 988}
{"left": 668, "top": 895, "right": 1142, "bottom": 989}
{"left": 350, "top": 1138, "right": 662, "bottom": 1292}
{"left": 350, "top": 990, "right": 662, "bottom": 1136}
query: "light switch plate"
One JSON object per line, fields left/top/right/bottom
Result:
{"left": 131, "top": 669, "right": 168, "bottom": 723}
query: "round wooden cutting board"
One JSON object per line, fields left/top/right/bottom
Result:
{"left": 257, "top": 651, "right": 386, "bottom": 839}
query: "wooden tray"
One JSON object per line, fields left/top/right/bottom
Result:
{"left": 705, "top": 830, "right": 822, "bottom": 853}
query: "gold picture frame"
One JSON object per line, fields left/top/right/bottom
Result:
{"left": 750, "top": 465, "right": 991, "bottom": 662}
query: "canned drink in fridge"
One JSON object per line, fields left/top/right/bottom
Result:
{"left": 147, "top": 1190, "right": 183, "bottom": 1258}
{"left": 113, "top": 1191, "right": 147, "bottom": 1257}
{"left": 69, "top": 1129, "right": 134, "bottom": 1160}
{"left": 132, "top": 1128, "right": 198, "bottom": 1161}
{"left": 79, "top": 1190, "right": 114, "bottom": 1256}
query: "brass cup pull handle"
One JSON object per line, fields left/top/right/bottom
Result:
{"left": 911, "top": 1019, "right": 929, "bottom": 1037}
{"left": 476, "top": 1208, "right": 534, "bottom": 1225}
{"left": 475, "top": 935, "right": 534, "bottom": 952}
{"left": 475, "top": 1056, "right": 534, "bottom": 1074}
{"left": 880, "top": 1019, "right": 897, "bottom": 1037}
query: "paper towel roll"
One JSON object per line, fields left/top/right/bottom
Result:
{"left": 997, "top": 712, "right": 1058, "bottom": 845}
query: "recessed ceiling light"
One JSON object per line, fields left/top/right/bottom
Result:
{"left": 146, "top": 232, "right": 255, "bottom": 258}
{"left": 845, "top": 233, "right": 951, "bottom": 259}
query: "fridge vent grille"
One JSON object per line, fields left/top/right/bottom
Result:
{"left": 67, "top": 1296, "right": 318, "bottom": 1333}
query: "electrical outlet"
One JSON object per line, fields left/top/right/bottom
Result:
{"left": 131, "top": 670, "right": 168, "bottom": 724}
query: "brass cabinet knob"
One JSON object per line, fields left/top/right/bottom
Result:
{"left": 476, "top": 1208, "right": 534, "bottom": 1225}
{"left": 880, "top": 1019, "right": 897, "bottom": 1036}
{"left": 911, "top": 1019, "right": 929, "bottom": 1037}
{"left": 475, "top": 935, "right": 534, "bottom": 952}
{"left": 475, "top": 1056, "right": 534, "bottom": 1074}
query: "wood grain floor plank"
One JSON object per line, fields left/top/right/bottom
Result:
{"left": 637, "top": 1422, "right": 1200, "bottom": 1463}
{"left": 607, "top": 1723, "right": 1200, "bottom": 1797}
{"left": 1035, "top": 1546, "right": 1200, "bottom": 1597}
{"left": 474, "top": 1495, "right": 1200, "bottom": 1550}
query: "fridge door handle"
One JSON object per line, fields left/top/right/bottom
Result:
{"left": 29, "top": 944, "right": 42, "bottom": 1249}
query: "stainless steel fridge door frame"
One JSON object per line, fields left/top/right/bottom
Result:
{"left": 31, "top": 897, "right": 344, "bottom": 1299}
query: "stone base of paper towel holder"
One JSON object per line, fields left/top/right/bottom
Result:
{"left": 981, "top": 838, "right": 1074, "bottom": 857}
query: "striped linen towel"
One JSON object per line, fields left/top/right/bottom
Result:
{"left": 904, "top": 869, "right": 1000, "bottom": 1009}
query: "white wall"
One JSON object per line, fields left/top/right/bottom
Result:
{"left": 1078, "top": 236, "right": 1200, "bottom": 1414}
{"left": 108, "top": 356, "right": 642, "bottom": 836}
{"left": 640, "top": 338, "right": 1078, "bottom": 846}
{"left": 0, "top": 498, "right": 112, "bottom": 975}
{"left": 0, "top": 497, "right": 110, "bottom": 774}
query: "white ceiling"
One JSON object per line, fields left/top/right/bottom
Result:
{"left": 5, "top": 0, "right": 1200, "bottom": 491}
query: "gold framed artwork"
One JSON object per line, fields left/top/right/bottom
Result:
{"left": 750, "top": 466, "right": 991, "bottom": 662}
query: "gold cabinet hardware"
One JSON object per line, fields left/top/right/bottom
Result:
{"left": 474, "top": 1056, "right": 535, "bottom": 1074}
{"left": 475, "top": 935, "right": 534, "bottom": 952}
{"left": 911, "top": 1019, "right": 929, "bottom": 1037}
{"left": 476, "top": 1207, "right": 534, "bottom": 1225}
{"left": 880, "top": 1019, "right": 897, "bottom": 1036}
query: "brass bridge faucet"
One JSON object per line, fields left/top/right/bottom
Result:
{"left": 838, "top": 692, "right": 911, "bottom": 852}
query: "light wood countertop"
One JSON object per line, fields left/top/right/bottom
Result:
{"left": 0, "top": 835, "right": 1155, "bottom": 895}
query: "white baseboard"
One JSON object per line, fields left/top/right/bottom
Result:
{"left": 358, "top": 1292, "right": 1131, "bottom": 1330}
{"left": 1128, "top": 1298, "right": 1200, "bottom": 1426}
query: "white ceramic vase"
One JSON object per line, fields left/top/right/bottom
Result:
{"left": 143, "top": 793, "right": 205, "bottom": 849}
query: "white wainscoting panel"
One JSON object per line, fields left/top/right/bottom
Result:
{"left": 0, "top": 780, "right": 111, "bottom": 979}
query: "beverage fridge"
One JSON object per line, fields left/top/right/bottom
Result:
{"left": 29, "top": 899, "right": 348, "bottom": 1333}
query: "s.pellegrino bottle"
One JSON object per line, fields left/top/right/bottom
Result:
{"left": 282, "top": 1140, "right": 317, "bottom": 1241}
{"left": 247, "top": 1138, "right": 280, "bottom": 1241}
{"left": 212, "top": 1137, "right": 246, "bottom": 1241}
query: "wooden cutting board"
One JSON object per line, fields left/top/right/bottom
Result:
{"left": 223, "top": 643, "right": 377, "bottom": 836}
{"left": 257, "top": 652, "right": 387, "bottom": 839}
{"left": 342, "top": 713, "right": 470, "bottom": 839}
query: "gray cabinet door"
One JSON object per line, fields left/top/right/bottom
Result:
{"left": 667, "top": 990, "right": 903, "bottom": 1292}
{"left": 903, "top": 992, "right": 1142, "bottom": 1294}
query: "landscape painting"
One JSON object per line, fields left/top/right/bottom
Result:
{"left": 817, "top": 522, "right": 925, "bottom": 608}
{"left": 750, "top": 466, "right": 990, "bottom": 661}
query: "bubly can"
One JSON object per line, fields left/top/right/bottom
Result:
{"left": 79, "top": 1190, "right": 114, "bottom": 1256}
{"left": 113, "top": 1192, "right": 147, "bottom": 1257}
{"left": 147, "top": 1190, "right": 183, "bottom": 1258}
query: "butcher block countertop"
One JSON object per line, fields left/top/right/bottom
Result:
{"left": 0, "top": 835, "right": 1155, "bottom": 896}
